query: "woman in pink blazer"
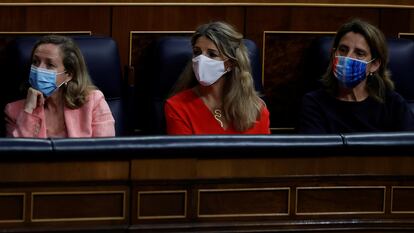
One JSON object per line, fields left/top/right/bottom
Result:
{"left": 4, "top": 35, "right": 115, "bottom": 138}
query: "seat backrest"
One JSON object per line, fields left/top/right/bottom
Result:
{"left": 308, "top": 36, "right": 414, "bottom": 113}
{"left": 5, "top": 35, "right": 126, "bottom": 136}
{"left": 135, "top": 36, "right": 264, "bottom": 134}
{"left": 387, "top": 38, "right": 414, "bottom": 112}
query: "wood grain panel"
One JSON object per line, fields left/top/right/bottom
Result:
{"left": 391, "top": 187, "right": 414, "bottom": 213}
{"left": 196, "top": 156, "right": 414, "bottom": 179}
{"left": 245, "top": 7, "right": 379, "bottom": 49}
{"left": 32, "top": 191, "right": 125, "bottom": 221}
{"left": 0, "top": 6, "right": 110, "bottom": 35}
{"left": 0, "top": 7, "right": 27, "bottom": 31}
{"left": 112, "top": 6, "right": 244, "bottom": 72}
{"left": 137, "top": 190, "right": 186, "bottom": 219}
{"left": 2, "top": 0, "right": 414, "bottom": 4}
{"left": 0, "top": 193, "right": 24, "bottom": 222}
{"left": 296, "top": 186, "right": 385, "bottom": 215}
{"left": 263, "top": 32, "right": 334, "bottom": 129}
{"left": 380, "top": 9, "right": 413, "bottom": 37}
{"left": 131, "top": 158, "right": 197, "bottom": 180}
{"left": 198, "top": 188, "right": 289, "bottom": 217}
{"left": 132, "top": 155, "right": 414, "bottom": 180}
{"left": 0, "top": 161, "right": 129, "bottom": 182}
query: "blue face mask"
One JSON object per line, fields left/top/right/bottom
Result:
{"left": 333, "top": 55, "right": 374, "bottom": 89}
{"left": 29, "top": 65, "right": 66, "bottom": 97}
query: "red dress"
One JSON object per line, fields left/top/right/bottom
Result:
{"left": 164, "top": 89, "right": 270, "bottom": 135}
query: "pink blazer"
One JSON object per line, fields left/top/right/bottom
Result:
{"left": 4, "top": 90, "right": 115, "bottom": 138}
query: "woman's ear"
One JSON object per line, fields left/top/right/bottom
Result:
{"left": 369, "top": 59, "right": 381, "bottom": 73}
{"left": 64, "top": 72, "right": 73, "bottom": 84}
{"left": 224, "top": 59, "right": 234, "bottom": 71}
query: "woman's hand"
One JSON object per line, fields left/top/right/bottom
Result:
{"left": 24, "top": 87, "right": 44, "bottom": 114}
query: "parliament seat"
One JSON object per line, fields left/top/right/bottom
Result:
{"left": 135, "top": 36, "right": 264, "bottom": 134}
{"left": 4, "top": 35, "right": 127, "bottom": 136}
{"left": 308, "top": 36, "right": 414, "bottom": 113}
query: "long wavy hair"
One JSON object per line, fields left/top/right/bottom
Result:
{"left": 321, "top": 18, "right": 394, "bottom": 102}
{"left": 31, "top": 35, "right": 96, "bottom": 109}
{"left": 171, "top": 21, "right": 263, "bottom": 131}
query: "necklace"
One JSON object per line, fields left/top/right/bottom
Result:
{"left": 213, "top": 109, "right": 224, "bottom": 128}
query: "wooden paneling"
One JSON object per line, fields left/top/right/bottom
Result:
{"left": 112, "top": 6, "right": 244, "bottom": 71}
{"left": 1, "top": 135, "right": 414, "bottom": 231}
{"left": 131, "top": 158, "right": 197, "bottom": 180}
{"left": 263, "top": 32, "right": 334, "bottom": 129}
{"left": 137, "top": 190, "right": 187, "bottom": 219}
{"left": 198, "top": 188, "right": 289, "bottom": 217}
{"left": 0, "top": 161, "right": 129, "bottom": 182}
{"left": 0, "top": 6, "right": 110, "bottom": 35}
{"left": 296, "top": 187, "right": 385, "bottom": 215}
{"left": 31, "top": 191, "right": 126, "bottom": 222}
{"left": 131, "top": 156, "right": 414, "bottom": 180}
{"left": 0, "top": 193, "right": 25, "bottom": 223}
{"left": 380, "top": 9, "right": 414, "bottom": 37}
{"left": 181, "top": 156, "right": 414, "bottom": 179}
{"left": 245, "top": 7, "right": 379, "bottom": 51}
{"left": 391, "top": 187, "right": 414, "bottom": 213}
{"left": 2, "top": 0, "right": 414, "bottom": 4}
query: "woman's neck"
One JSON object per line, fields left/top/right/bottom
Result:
{"left": 197, "top": 78, "right": 225, "bottom": 108}
{"left": 45, "top": 90, "right": 64, "bottom": 110}
{"left": 337, "top": 80, "right": 369, "bottom": 102}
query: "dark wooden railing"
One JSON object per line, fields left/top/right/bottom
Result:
{"left": 1, "top": 133, "right": 414, "bottom": 232}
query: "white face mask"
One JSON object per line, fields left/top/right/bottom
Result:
{"left": 192, "top": 54, "right": 228, "bottom": 86}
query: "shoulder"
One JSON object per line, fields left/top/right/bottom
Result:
{"left": 385, "top": 90, "right": 406, "bottom": 101}
{"left": 75, "top": 90, "right": 107, "bottom": 111}
{"left": 84, "top": 89, "right": 106, "bottom": 105}
{"left": 165, "top": 89, "right": 200, "bottom": 117}
{"left": 381, "top": 90, "right": 410, "bottom": 107}
{"left": 303, "top": 89, "right": 329, "bottom": 99}
{"left": 5, "top": 99, "right": 25, "bottom": 109}
{"left": 259, "top": 103, "right": 270, "bottom": 118}
{"left": 87, "top": 89, "right": 105, "bottom": 100}
{"left": 4, "top": 99, "right": 25, "bottom": 119}
{"left": 258, "top": 98, "right": 269, "bottom": 114}
{"left": 302, "top": 89, "right": 332, "bottom": 106}
{"left": 166, "top": 89, "right": 197, "bottom": 105}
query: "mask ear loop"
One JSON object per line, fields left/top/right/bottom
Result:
{"left": 367, "top": 57, "right": 376, "bottom": 63}
{"left": 367, "top": 57, "right": 378, "bottom": 80}
{"left": 57, "top": 71, "right": 71, "bottom": 88}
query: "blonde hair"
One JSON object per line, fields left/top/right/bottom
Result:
{"left": 31, "top": 35, "right": 96, "bottom": 109}
{"left": 171, "top": 21, "right": 263, "bottom": 131}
